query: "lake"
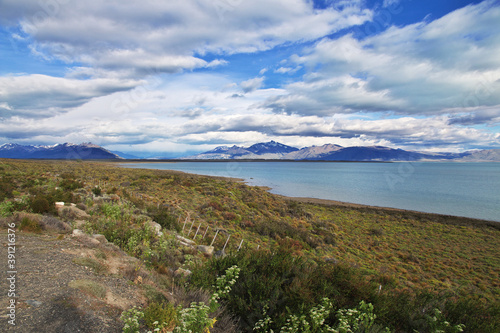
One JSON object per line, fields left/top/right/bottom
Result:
{"left": 120, "top": 161, "right": 500, "bottom": 222}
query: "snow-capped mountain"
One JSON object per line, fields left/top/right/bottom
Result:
{"left": 181, "top": 142, "right": 498, "bottom": 162}
{"left": 182, "top": 141, "right": 299, "bottom": 160}
{"left": 0, "top": 143, "right": 122, "bottom": 159}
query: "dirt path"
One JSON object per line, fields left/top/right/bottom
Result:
{"left": 0, "top": 231, "right": 145, "bottom": 332}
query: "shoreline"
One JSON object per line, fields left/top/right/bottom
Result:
{"left": 117, "top": 163, "right": 499, "bottom": 227}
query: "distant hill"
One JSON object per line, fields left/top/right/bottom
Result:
{"left": 182, "top": 142, "right": 499, "bottom": 162}
{"left": 0, "top": 143, "right": 122, "bottom": 160}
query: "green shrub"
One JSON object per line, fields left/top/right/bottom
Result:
{"left": 92, "top": 186, "right": 102, "bottom": 196}
{"left": 19, "top": 216, "right": 41, "bottom": 232}
{"left": 0, "top": 200, "right": 14, "bottom": 217}
{"left": 30, "top": 196, "right": 51, "bottom": 214}
{"left": 143, "top": 302, "right": 178, "bottom": 331}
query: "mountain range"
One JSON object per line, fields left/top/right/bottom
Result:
{"left": 0, "top": 143, "right": 121, "bottom": 160}
{"left": 1, "top": 141, "right": 499, "bottom": 162}
{"left": 183, "top": 141, "right": 500, "bottom": 162}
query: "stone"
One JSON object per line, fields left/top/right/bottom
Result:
{"left": 214, "top": 250, "right": 226, "bottom": 258}
{"left": 146, "top": 221, "right": 163, "bottom": 236}
{"left": 92, "top": 234, "right": 108, "bottom": 243}
{"left": 57, "top": 205, "right": 90, "bottom": 220}
{"left": 176, "top": 235, "right": 195, "bottom": 245}
{"left": 174, "top": 268, "right": 192, "bottom": 277}
{"left": 197, "top": 245, "right": 214, "bottom": 256}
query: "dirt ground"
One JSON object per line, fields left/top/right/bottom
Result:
{"left": 0, "top": 231, "right": 146, "bottom": 332}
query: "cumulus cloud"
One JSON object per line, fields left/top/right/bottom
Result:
{"left": 2, "top": 0, "right": 372, "bottom": 77}
{"left": 241, "top": 77, "right": 265, "bottom": 93}
{"left": 0, "top": 74, "right": 141, "bottom": 118}
{"left": 262, "top": 0, "right": 500, "bottom": 116}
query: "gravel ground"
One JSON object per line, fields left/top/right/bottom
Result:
{"left": 0, "top": 231, "right": 145, "bottom": 333}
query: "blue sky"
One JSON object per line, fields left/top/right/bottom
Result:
{"left": 1, "top": 0, "right": 499, "bottom": 157}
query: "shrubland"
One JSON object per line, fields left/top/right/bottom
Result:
{"left": 0, "top": 159, "right": 498, "bottom": 332}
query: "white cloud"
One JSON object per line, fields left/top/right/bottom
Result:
{"left": 2, "top": 0, "right": 372, "bottom": 77}
{"left": 0, "top": 74, "right": 141, "bottom": 118}
{"left": 264, "top": 0, "right": 500, "bottom": 116}
{"left": 240, "top": 77, "right": 265, "bottom": 93}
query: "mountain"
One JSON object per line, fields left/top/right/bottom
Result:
{"left": 284, "top": 144, "right": 343, "bottom": 160}
{"left": 182, "top": 142, "right": 500, "bottom": 162}
{"left": 0, "top": 143, "right": 122, "bottom": 160}
{"left": 182, "top": 141, "right": 298, "bottom": 160}
{"left": 455, "top": 149, "right": 500, "bottom": 162}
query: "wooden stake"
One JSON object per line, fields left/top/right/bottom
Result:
{"left": 222, "top": 234, "right": 231, "bottom": 251}
{"left": 193, "top": 223, "right": 201, "bottom": 239}
{"left": 237, "top": 239, "right": 244, "bottom": 251}
{"left": 210, "top": 229, "right": 220, "bottom": 247}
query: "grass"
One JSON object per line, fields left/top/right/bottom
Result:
{"left": 68, "top": 279, "right": 107, "bottom": 299}
{"left": 72, "top": 257, "right": 109, "bottom": 275}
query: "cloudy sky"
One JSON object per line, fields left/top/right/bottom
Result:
{"left": 1, "top": 0, "right": 499, "bottom": 157}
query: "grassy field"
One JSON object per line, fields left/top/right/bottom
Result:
{"left": 1, "top": 159, "right": 498, "bottom": 332}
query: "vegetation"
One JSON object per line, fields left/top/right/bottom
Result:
{"left": 0, "top": 159, "right": 498, "bottom": 332}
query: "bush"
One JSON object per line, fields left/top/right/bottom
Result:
{"left": 30, "top": 196, "right": 51, "bottom": 214}
{"left": 92, "top": 186, "right": 102, "bottom": 196}
{"left": 0, "top": 201, "right": 14, "bottom": 217}
{"left": 19, "top": 216, "right": 41, "bottom": 232}
{"left": 143, "top": 302, "right": 178, "bottom": 331}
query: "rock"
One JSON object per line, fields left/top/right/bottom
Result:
{"left": 176, "top": 235, "right": 195, "bottom": 245}
{"left": 92, "top": 234, "right": 108, "bottom": 243}
{"left": 57, "top": 205, "right": 90, "bottom": 220}
{"left": 74, "top": 220, "right": 86, "bottom": 228}
{"left": 72, "top": 229, "right": 85, "bottom": 237}
{"left": 197, "top": 245, "right": 214, "bottom": 256}
{"left": 55, "top": 202, "right": 65, "bottom": 207}
{"left": 174, "top": 268, "right": 192, "bottom": 277}
{"left": 146, "top": 221, "right": 163, "bottom": 236}
{"left": 214, "top": 250, "right": 226, "bottom": 258}
{"left": 72, "top": 229, "right": 100, "bottom": 247}
{"left": 25, "top": 300, "right": 42, "bottom": 307}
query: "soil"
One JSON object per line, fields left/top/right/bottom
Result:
{"left": 0, "top": 231, "right": 146, "bottom": 332}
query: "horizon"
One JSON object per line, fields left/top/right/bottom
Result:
{"left": 1, "top": 0, "right": 499, "bottom": 155}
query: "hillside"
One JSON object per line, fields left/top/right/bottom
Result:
{"left": 0, "top": 159, "right": 498, "bottom": 332}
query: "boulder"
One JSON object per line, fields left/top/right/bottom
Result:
{"left": 92, "top": 234, "right": 108, "bottom": 243}
{"left": 176, "top": 235, "right": 195, "bottom": 245}
{"left": 197, "top": 245, "right": 214, "bottom": 256}
{"left": 174, "top": 268, "right": 192, "bottom": 277}
{"left": 57, "top": 205, "right": 90, "bottom": 220}
{"left": 146, "top": 221, "right": 163, "bottom": 237}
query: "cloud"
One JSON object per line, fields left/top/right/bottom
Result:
{"left": 2, "top": 0, "right": 372, "bottom": 77}
{"left": 0, "top": 74, "right": 141, "bottom": 118}
{"left": 241, "top": 77, "right": 265, "bottom": 93}
{"left": 262, "top": 0, "right": 500, "bottom": 116}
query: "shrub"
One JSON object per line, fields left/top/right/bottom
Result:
{"left": 143, "top": 302, "right": 178, "bottom": 331}
{"left": 92, "top": 186, "right": 102, "bottom": 196}
{"left": 30, "top": 196, "right": 51, "bottom": 214}
{"left": 0, "top": 200, "right": 14, "bottom": 217}
{"left": 19, "top": 216, "right": 41, "bottom": 232}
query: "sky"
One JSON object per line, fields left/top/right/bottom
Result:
{"left": 1, "top": 0, "right": 499, "bottom": 157}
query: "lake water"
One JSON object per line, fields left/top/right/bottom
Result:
{"left": 120, "top": 161, "right": 500, "bottom": 222}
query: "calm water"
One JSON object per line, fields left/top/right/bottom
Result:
{"left": 121, "top": 162, "right": 500, "bottom": 222}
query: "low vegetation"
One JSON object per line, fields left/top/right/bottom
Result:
{"left": 0, "top": 159, "right": 498, "bottom": 332}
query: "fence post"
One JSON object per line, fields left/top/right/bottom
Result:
{"left": 202, "top": 226, "right": 209, "bottom": 240}
{"left": 222, "top": 234, "right": 231, "bottom": 252}
{"left": 210, "top": 229, "right": 220, "bottom": 247}
{"left": 182, "top": 216, "right": 188, "bottom": 234}
{"left": 187, "top": 219, "right": 195, "bottom": 236}
{"left": 193, "top": 223, "right": 201, "bottom": 239}
{"left": 237, "top": 239, "right": 244, "bottom": 251}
